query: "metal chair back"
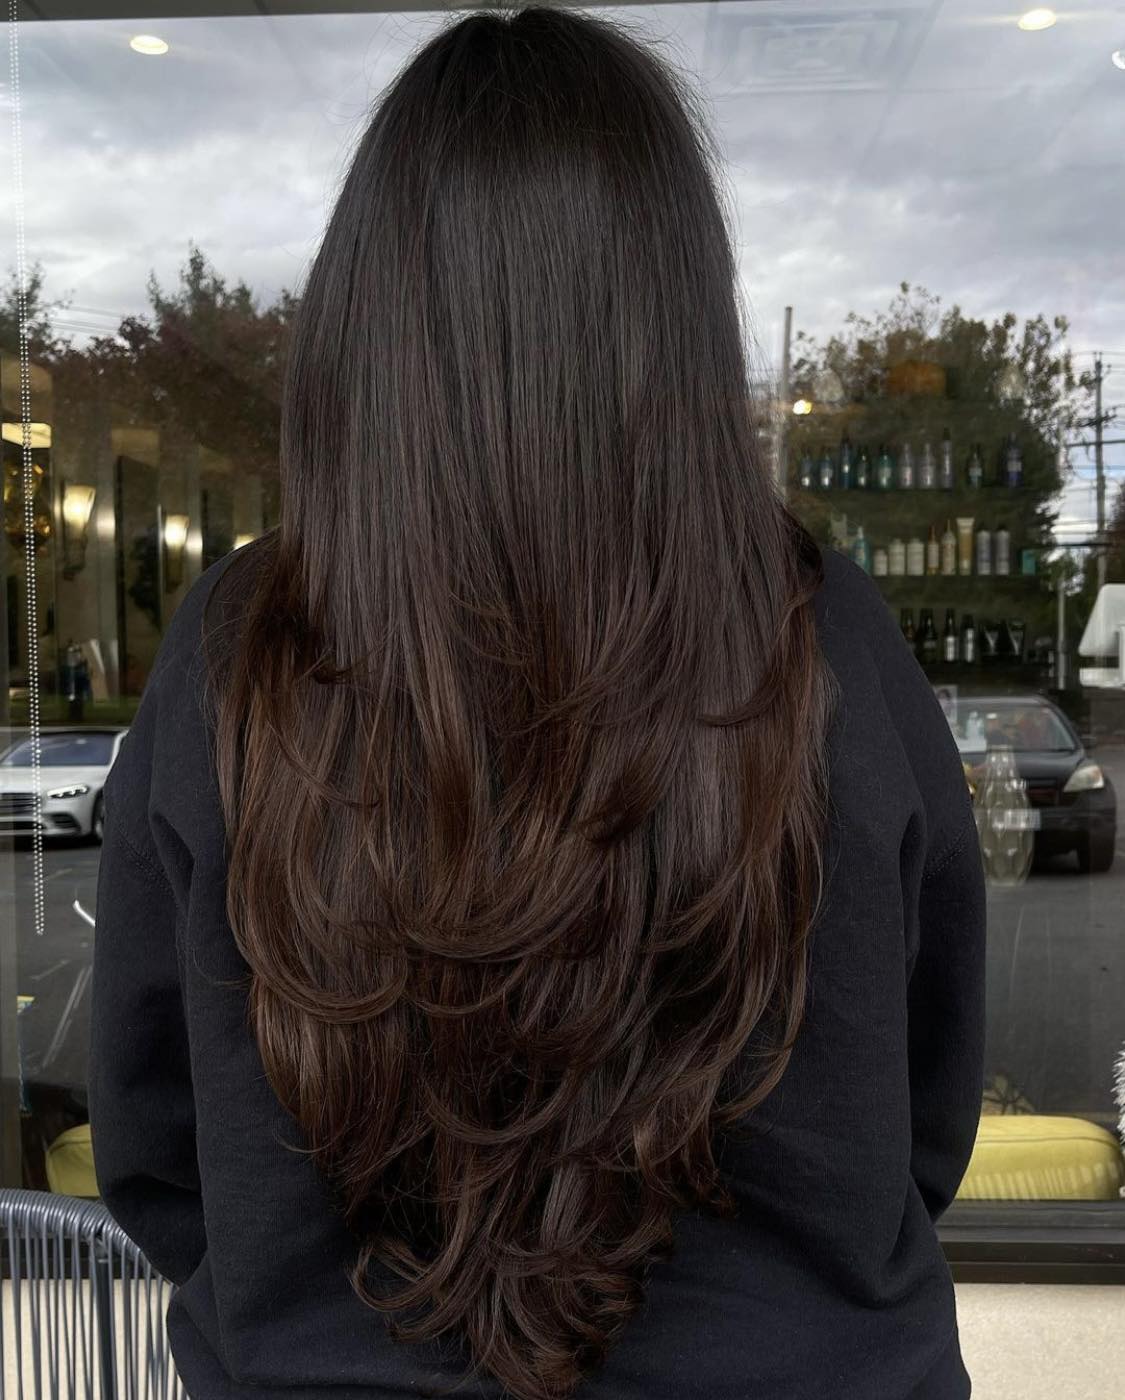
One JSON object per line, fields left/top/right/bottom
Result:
{"left": 0, "top": 1189, "right": 184, "bottom": 1399}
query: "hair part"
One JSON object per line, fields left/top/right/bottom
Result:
{"left": 205, "top": 7, "right": 835, "bottom": 1398}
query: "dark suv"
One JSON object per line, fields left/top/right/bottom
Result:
{"left": 944, "top": 694, "right": 1117, "bottom": 874}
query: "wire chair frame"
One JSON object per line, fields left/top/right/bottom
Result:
{"left": 0, "top": 1190, "right": 184, "bottom": 1400}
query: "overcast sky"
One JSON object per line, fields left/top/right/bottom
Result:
{"left": 2, "top": 0, "right": 1122, "bottom": 536}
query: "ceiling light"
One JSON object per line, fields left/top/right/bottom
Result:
{"left": 129, "top": 35, "right": 169, "bottom": 56}
{"left": 1112, "top": 49, "right": 1125, "bottom": 70}
{"left": 1017, "top": 9, "right": 1057, "bottom": 32}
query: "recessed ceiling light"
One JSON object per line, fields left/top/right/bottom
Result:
{"left": 129, "top": 35, "right": 169, "bottom": 56}
{"left": 1112, "top": 49, "right": 1125, "bottom": 70}
{"left": 1017, "top": 9, "right": 1057, "bottom": 31}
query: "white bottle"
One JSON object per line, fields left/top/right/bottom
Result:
{"left": 995, "top": 525, "right": 1011, "bottom": 576}
{"left": 940, "top": 520, "right": 957, "bottom": 576}
{"left": 976, "top": 525, "right": 992, "bottom": 577}
{"left": 872, "top": 547, "right": 889, "bottom": 577}
{"left": 888, "top": 538, "right": 906, "bottom": 577}
{"left": 906, "top": 535, "right": 926, "bottom": 577}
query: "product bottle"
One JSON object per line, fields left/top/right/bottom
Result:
{"left": 900, "top": 608, "right": 917, "bottom": 647}
{"left": 939, "top": 429, "right": 955, "bottom": 490}
{"left": 898, "top": 443, "right": 915, "bottom": 490}
{"left": 838, "top": 436, "right": 854, "bottom": 490}
{"left": 872, "top": 545, "right": 888, "bottom": 577}
{"left": 960, "top": 613, "right": 978, "bottom": 664}
{"left": 1005, "top": 434, "right": 1023, "bottom": 489}
{"left": 888, "top": 537, "right": 906, "bottom": 576}
{"left": 994, "top": 524, "right": 1011, "bottom": 576}
{"left": 876, "top": 444, "right": 895, "bottom": 491}
{"left": 974, "top": 745, "right": 1034, "bottom": 886}
{"left": 942, "top": 609, "right": 958, "bottom": 663}
{"left": 906, "top": 534, "right": 926, "bottom": 577}
{"left": 975, "top": 523, "right": 992, "bottom": 576}
{"left": 798, "top": 452, "right": 814, "bottom": 490}
{"left": 918, "top": 609, "right": 939, "bottom": 665}
{"left": 919, "top": 440, "right": 937, "bottom": 490}
{"left": 855, "top": 447, "right": 871, "bottom": 490}
{"left": 819, "top": 448, "right": 835, "bottom": 490}
{"left": 925, "top": 524, "right": 940, "bottom": 576}
{"left": 851, "top": 524, "right": 871, "bottom": 572}
{"left": 967, "top": 443, "right": 984, "bottom": 490}
{"left": 940, "top": 519, "right": 957, "bottom": 576}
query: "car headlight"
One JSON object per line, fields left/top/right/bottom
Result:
{"left": 46, "top": 784, "right": 89, "bottom": 800}
{"left": 1062, "top": 763, "right": 1105, "bottom": 794}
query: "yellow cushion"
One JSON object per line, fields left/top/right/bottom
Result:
{"left": 957, "top": 1114, "right": 1125, "bottom": 1202}
{"left": 45, "top": 1123, "right": 99, "bottom": 1199}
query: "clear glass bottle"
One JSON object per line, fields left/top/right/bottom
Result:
{"left": 939, "top": 429, "right": 955, "bottom": 490}
{"left": 898, "top": 443, "right": 915, "bottom": 490}
{"left": 960, "top": 613, "right": 978, "bottom": 664}
{"left": 918, "top": 608, "right": 939, "bottom": 665}
{"left": 967, "top": 443, "right": 984, "bottom": 489}
{"left": 925, "top": 524, "right": 940, "bottom": 576}
{"left": 940, "top": 520, "right": 957, "bottom": 576}
{"left": 838, "top": 435, "right": 854, "bottom": 490}
{"left": 942, "top": 609, "right": 958, "bottom": 662}
{"left": 974, "top": 745, "right": 1034, "bottom": 887}
{"left": 876, "top": 444, "right": 895, "bottom": 491}
{"left": 1005, "top": 434, "right": 1023, "bottom": 489}
{"left": 851, "top": 524, "right": 871, "bottom": 572}
{"left": 919, "top": 440, "right": 937, "bottom": 489}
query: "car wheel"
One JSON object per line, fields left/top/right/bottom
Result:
{"left": 91, "top": 793, "right": 105, "bottom": 845}
{"left": 1077, "top": 831, "right": 1115, "bottom": 874}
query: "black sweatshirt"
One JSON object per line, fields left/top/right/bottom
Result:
{"left": 89, "top": 544, "right": 986, "bottom": 1400}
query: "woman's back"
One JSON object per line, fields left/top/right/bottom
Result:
{"left": 88, "top": 8, "right": 984, "bottom": 1398}
{"left": 89, "top": 545, "right": 983, "bottom": 1400}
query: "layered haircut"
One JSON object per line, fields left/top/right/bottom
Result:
{"left": 205, "top": 7, "right": 835, "bottom": 1398}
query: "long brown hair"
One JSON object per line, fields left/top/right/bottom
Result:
{"left": 205, "top": 7, "right": 834, "bottom": 1398}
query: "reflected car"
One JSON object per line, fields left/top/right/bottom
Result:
{"left": 0, "top": 727, "right": 127, "bottom": 843}
{"left": 946, "top": 695, "right": 1116, "bottom": 874}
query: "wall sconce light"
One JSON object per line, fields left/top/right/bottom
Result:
{"left": 162, "top": 511, "right": 190, "bottom": 591}
{"left": 60, "top": 480, "right": 97, "bottom": 578}
{"left": 792, "top": 398, "right": 813, "bottom": 416}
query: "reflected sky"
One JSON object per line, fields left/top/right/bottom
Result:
{"left": 2, "top": 1, "right": 1122, "bottom": 533}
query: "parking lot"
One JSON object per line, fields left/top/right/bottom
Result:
{"left": 5, "top": 745, "right": 1125, "bottom": 1129}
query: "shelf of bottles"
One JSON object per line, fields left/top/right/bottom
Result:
{"left": 791, "top": 430, "right": 1051, "bottom": 686}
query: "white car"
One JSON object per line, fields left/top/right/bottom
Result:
{"left": 0, "top": 727, "right": 127, "bottom": 843}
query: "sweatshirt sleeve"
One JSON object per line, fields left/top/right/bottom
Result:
{"left": 87, "top": 664, "right": 207, "bottom": 1286}
{"left": 908, "top": 819, "right": 987, "bottom": 1220}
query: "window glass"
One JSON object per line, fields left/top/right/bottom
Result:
{"left": 2, "top": 2, "right": 1122, "bottom": 1228}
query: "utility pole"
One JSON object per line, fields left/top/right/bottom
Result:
{"left": 1095, "top": 353, "right": 1107, "bottom": 594}
{"left": 776, "top": 305, "right": 793, "bottom": 497}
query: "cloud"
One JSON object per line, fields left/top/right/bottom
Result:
{"left": 5, "top": 1, "right": 1121, "bottom": 534}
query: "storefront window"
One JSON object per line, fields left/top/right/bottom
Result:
{"left": 3, "top": 2, "right": 1123, "bottom": 1251}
